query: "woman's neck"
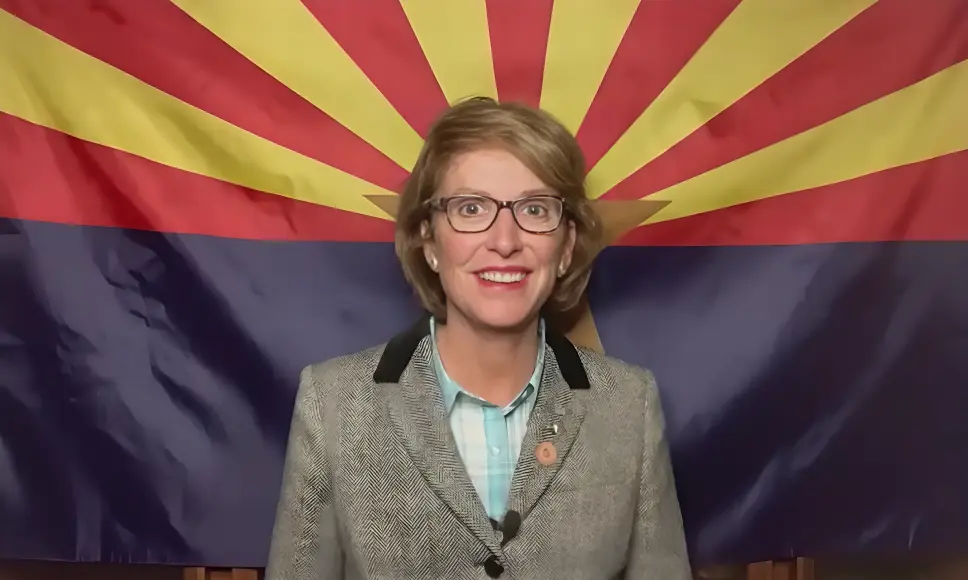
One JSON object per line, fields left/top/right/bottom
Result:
{"left": 434, "top": 314, "right": 541, "bottom": 407}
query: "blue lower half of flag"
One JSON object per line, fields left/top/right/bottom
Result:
{"left": 1, "top": 218, "right": 966, "bottom": 566}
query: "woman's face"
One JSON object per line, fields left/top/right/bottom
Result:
{"left": 424, "top": 147, "right": 576, "bottom": 332}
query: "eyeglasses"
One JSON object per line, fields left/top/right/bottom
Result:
{"left": 426, "top": 194, "right": 566, "bottom": 234}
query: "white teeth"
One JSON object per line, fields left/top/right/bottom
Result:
{"left": 478, "top": 271, "right": 527, "bottom": 283}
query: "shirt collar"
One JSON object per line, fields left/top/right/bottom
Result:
{"left": 431, "top": 317, "right": 546, "bottom": 413}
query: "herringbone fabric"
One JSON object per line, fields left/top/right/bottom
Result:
{"left": 265, "top": 329, "right": 692, "bottom": 580}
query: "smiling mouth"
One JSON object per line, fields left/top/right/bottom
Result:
{"left": 477, "top": 271, "right": 528, "bottom": 284}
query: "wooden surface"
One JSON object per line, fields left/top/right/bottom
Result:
{"left": 0, "top": 565, "right": 261, "bottom": 580}
{"left": 0, "top": 557, "right": 966, "bottom": 580}
{"left": 182, "top": 569, "right": 258, "bottom": 580}
{"left": 747, "top": 559, "right": 815, "bottom": 580}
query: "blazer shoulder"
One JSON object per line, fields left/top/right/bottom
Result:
{"left": 574, "top": 346, "right": 659, "bottom": 398}
{"left": 574, "top": 349, "right": 669, "bottom": 443}
{"left": 300, "top": 342, "right": 388, "bottom": 397}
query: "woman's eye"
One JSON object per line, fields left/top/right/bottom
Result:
{"left": 523, "top": 204, "right": 546, "bottom": 216}
{"left": 458, "top": 203, "right": 481, "bottom": 216}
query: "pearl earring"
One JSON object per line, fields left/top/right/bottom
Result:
{"left": 429, "top": 257, "right": 438, "bottom": 272}
{"left": 557, "top": 264, "right": 567, "bottom": 278}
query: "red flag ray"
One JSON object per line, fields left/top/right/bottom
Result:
{"left": 605, "top": 0, "right": 968, "bottom": 201}
{"left": 304, "top": 0, "right": 448, "bottom": 137}
{"left": 0, "top": 113, "right": 394, "bottom": 242}
{"left": 486, "top": 0, "right": 554, "bottom": 107}
{"left": 0, "top": 0, "right": 408, "bottom": 191}
{"left": 620, "top": 150, "right": 968, "bottom": 246}
{"left": 576, "top": 0, "right": 741, "bottom": 168}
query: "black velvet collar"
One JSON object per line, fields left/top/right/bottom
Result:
{"left": 373, "top": 314, "right": 590, "bottom": 390}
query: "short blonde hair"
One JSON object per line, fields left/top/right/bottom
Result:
{"left": 395, "top": 97, "right": 602, "bottom": 326}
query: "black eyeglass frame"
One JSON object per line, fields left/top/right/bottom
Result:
{"left": 425, "top": 194, "right": 568, "bottom": 234}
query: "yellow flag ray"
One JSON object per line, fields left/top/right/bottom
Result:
{"left": 645, "top": 59, "right": 968, "bottom": 224}
{"left": 0, "top": 10, "right": 393, "bottom": 220}
{"left": 539, "top": 0, "right": 641, "bottom": 134}
{"left": 172, "top": 0, "right": 424, "bottom": 172}
{"left": 587, "top": 0, "right": 877, "bottom": 199}
{"left": 401, "top": 0, "right": 498, "bottom": 103}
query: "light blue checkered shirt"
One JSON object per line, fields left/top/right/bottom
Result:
{"left": 431, "top": 318, "right": 545, "bottom": 520}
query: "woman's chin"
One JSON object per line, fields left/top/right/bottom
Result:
{"left": 467, "top": 307, "right": 540, "bottom": 333}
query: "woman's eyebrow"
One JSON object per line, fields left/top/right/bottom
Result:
{"left": 447, "top": 187, "right": 556, "bottom": 198}
{"left": 519, "top": 188, "right": 557, "bottom": 196}
{"left": 449, "top": 187, "right": 489, "bottom": 196}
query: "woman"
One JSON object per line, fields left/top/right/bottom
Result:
{"left": 265, "top": 97, "right": 691, "bottom": 579}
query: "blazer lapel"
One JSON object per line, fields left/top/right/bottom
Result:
{"left": 508, "top": 348, "right": 587, "bottom": 519}
{"left": 384, "top": 336, "right": 500, "bottom": 552}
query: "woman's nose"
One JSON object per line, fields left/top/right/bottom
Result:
{"left": 485, "top": 209, "right": 523, "bottom": 255}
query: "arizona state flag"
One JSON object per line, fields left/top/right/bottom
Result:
{"left": 1, "top": 0, "right": 966, "bottom": 568}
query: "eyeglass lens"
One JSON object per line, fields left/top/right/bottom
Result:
{"left": 445, "top": 196, "right": 563, "bottom": 233}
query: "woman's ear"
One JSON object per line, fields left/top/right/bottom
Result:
{"left": 559, "top": 220, "right": 577, "bottom": 275}
{"left": 420, "top": 221, "right": 438, "bottom": 272}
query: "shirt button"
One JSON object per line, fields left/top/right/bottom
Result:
{"left": 491, "top": 447, "right": 500, "bottom": 456}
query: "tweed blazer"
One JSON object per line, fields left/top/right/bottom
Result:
{"left": 265, "top": 317, "right": 691, "bottom": 580}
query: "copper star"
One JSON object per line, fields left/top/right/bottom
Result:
{"left": 557, "top": 198, "right": 669, "bottom": 353}
{"left": 365, "top": 195, "right": 668, "bottom": 354}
